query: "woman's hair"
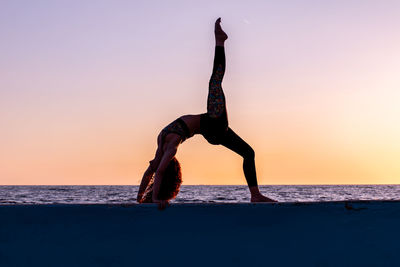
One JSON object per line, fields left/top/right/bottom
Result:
{"left": 140, "top": 157, "right": 182, "bottom": 203}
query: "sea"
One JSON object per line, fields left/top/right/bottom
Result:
{"left": 0, "top": 185, "right": 399, "bottom": 204}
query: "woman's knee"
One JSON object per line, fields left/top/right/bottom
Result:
{"left": 242, "top": 145, "right": 255, "bottom": 159}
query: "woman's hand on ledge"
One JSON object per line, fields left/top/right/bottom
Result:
{"left": 153, "top": 198, "right": 169, "bottom": 210}
{"left": 136, "top": 193, "right": 143, "bottom": 203}
{"left": 158, "top": 200, "right": 169, "bottom": 210}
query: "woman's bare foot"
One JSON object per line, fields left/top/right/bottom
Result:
{"left": 251, "top": 193, "right": 278, "bottom": 203}
{"left": 249, "top": 186, "right": 277, "bottom": 202}
{"left": 215, "top": 17, "right": 228, "bottom": 46}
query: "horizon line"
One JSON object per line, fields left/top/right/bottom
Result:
{"left": 1, "top": 184, "right": 399, "bottom": 186}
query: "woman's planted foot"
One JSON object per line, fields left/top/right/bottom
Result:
{"left": 249, "top": 186, "right": 277, "bottom": 202}
{"left": 215, "top": 17, "right": 228, "bottom": 46}
{"left": 250, "top": 192, "right": 278, "bottom": 203}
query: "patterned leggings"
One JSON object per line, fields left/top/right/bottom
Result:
{"left": 200, "top": 46, "right": 258, "bottom": 187}
{"left": 208, "top": 46, "right": 227, "bottom": 119}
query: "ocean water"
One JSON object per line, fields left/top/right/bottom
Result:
{"left": 0, "top": 185, "right": 399, "bottom": 204}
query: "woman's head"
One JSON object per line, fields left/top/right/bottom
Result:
{"left": 158, "top": 157, "right": 182, "bottom": 200}
{"left": 140, "top": 157, "right": 182, "bottom": 203}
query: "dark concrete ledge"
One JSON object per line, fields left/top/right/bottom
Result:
{"left": 1, "top": 201, "right": 399, "bottom": 266}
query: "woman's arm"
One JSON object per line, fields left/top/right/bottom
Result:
{"left": 137, "top": 141, "right": 164, "bottom": 202}
{"left": 137, "top": 165, "right": 154, "bottom": 202}
{"left": 152, "top": 146, "right": 177, "bottom": 202}
{"left": 152, "top": 144, "right": 178, "bottom": 205}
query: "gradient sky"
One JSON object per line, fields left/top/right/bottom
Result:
{"left": 1, "top": 0, "right": 400, "bottom": 185}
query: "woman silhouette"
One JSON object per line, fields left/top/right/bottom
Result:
{"left": 137, "top": 18, "right": 277, "bottom": 209}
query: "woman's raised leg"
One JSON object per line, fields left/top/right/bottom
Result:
{"left": 207, "top": 18, "right": 228, "bottom": 120}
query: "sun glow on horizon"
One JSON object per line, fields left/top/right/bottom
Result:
{"left": 1, "top": 1, "right": 400, "bottom": 185}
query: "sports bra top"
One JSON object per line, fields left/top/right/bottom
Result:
{"left": 161, "top": 118, "right": 193, "bottom": 143}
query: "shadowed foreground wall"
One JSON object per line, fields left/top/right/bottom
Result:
{"left": 0, "top": 201, "right": 399, "bottom": 266}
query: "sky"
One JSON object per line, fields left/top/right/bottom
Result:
{"left": 1, "top": 0, "right": 400, "bottom": 185}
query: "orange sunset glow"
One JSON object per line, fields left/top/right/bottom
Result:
{"left": 1, "top": 1, "right": 400, "bottom": 185}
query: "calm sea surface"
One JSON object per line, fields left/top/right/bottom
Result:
{"left": 0, "top": 185, "right": 399, "bottom": 204}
